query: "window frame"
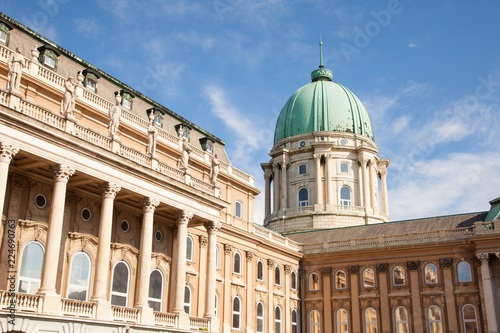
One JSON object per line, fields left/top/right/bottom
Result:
{"left": 291, "top": 271, "right": 297, "bottom": 290}
{"left": 184, "top": 285, "right": 192, "bottom": 315}
{"left": 298, "top": 164, "right": 307, "bottom": 175}
{"left": 298, "top": 187, "right": 309, "bottom": 207}
{"left": 335, "top": 269, "right": 347, "bottom": 290}
{"left": 364, "top": 307, "right": 378, "bottom": 333}
{"left": 340, "top": 186, "right": 352, "bottom": 206}
{"left": 235, "top": 200, "right": 243, "bottom": 219}
{"left": 275, "top": 265, "right": 281, "bottom": 286}
{"left": 309, "top": 309, "right": 321, "bottom": 333}
{"left": 256, "top": 302, "right": 265, "bottom": 333}
{"left": 275, "top": 305, "right": 282, "bottom": 333}
{"left": 232, "top": 296, "right": 242, "bottom": 330}
{"left": 186, "top": 235, "right": 194, "bottom": 262}
{"left": 148, "top": 269, "right": 164, "bottom": 311}
{"left": 17, "top": 241, "right": 45, "bottom": 294}
{"left": 110, "top": 261, "right": 131, "bottom": 307}
{"left": 308, "top": 272, "right": 320, "bottom": 291}
{"left": 340, "top": 162, "right": 349, "bottom": 173}
{"left": 461, "top": 304, "right": 478, "bottom": 333}
{"left": 457, "top": 261, "right": 472, "bottom": 283}
{"left": 233, "top": 251, "right": 242, "bottom": 275}
{"left": 291, "top": 309, "right": 299, "bottom": 333}
{"left": 394, "top": 306, "right": 410, "bottom": 333}
{"left": 424, "top": 263, "right": 439, "bottom": 285}
{"left": 336, "top": 308, "right": 349, "bottom": 333}
{"left": 216, "top": 245, "right": 220, "bottom": 269}
{"left": 362, "top": 267, "right": 375, "bottom": 288}
{"left": 0, "top": 28, "right": 8, "bottom": 46}
{"left": 427, "top": 305, "right": 443, "bottom": 333}
{"left": 67, "top": 251, "right": 92, "bottom": 301}
{"left": 257, "top": 260, "right": 264, "bottom": 281}
{"left": 392, "top": 265, "right": 406, "bottom": 286}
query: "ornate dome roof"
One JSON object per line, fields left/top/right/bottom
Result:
{"left": 273, "top": 45, "right": 375, "bottom": 145}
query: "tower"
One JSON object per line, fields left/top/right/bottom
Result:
{"left": 262, "top": 42, "right": 390, "bottom": 233}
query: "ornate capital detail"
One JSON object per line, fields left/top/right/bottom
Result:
{"left": 141, "top": 197, "right": 160, "bottom": 212}
{"left": 321, "top": 267, "right": 332, "bottom": 275}
{"left": 224, "top": 243, "right": 233, "bottom": 253}
{"left": 407, "top": 261, "right": 420, "bottom": 271}
{"left": 10, "top": 174, "right": 28, "bottom": 192}
{"left": 476, "top": 253, "right": 490, "bottom": 265}
{"left": 175, "top": 210, "right": 193, "bottom": 225}
{"left": 0, "top": 143, "right": 19, "bottom": 163}
{"left": 267, "top": 259, "right": 275, "bottom": 267}
{"left": 439, "top": 258, "right": 453, "bottom": 268}
{"left": 199, "top": 236, "right": 208, "bottom": 247}
{"left": 246, "top": 251, "right": 254, "bottom": 260}
{"left": 51, "top": 164, "right": 75, "bottom": 182}
{"left": 98, "top": 182, "right": 121, "bottom": 199}
{"left": 349, "top": 265, "right": 359, "bottom": 274}
{"left": 376, "top": 263, "right": 389, "bottom": 273}
{"left": 284, "top": 265, "right": 292, "bottom": 274}
{"left": 204, "top": 221, "right": 222, "bottom": 234}
{"left": 379, "top": 169, "right": 387, "bottom": 177}
{"left": 313, "top": 154, "right": 322, "bottom": 161}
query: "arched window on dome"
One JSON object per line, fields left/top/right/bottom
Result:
{"left": 298, "top": 187, "right": 309, "bottom": 207}
{"left": 340, "top": 186, "right": 351, "bottom": 206}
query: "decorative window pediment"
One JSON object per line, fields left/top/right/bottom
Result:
{"left": 147, "top": 107, "right": 166, "bottom": 128}
{"left": 199, "top": 137, "right": 215, "bottom": 153}
{"left": 82, "top": 68, "right": 100, "bottom": 93}
{"left": 37, "top": 44, "right": 61, "bottom": 71}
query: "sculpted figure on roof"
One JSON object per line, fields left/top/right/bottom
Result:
{"left": 7, "top": 46, "right": 25, "bottom": 94}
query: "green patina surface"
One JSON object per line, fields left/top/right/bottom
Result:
{"left": 273, "top": 71, "right": 375, "bottom": 145}
{"left": 485, "top": 197, "right": 500, "bottom": 222}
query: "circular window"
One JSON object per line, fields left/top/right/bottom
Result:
{"left": 121, "top": 220, "right": 129, "bottom": 232}
{"left": 81, "top": 208, "right": 91, "bottom": 221}
{"left": 299, "top": 140, "right": 306, "bottom": 148}
{"left": 35, "top": 194, "right": 47, "bottom": 208}
{"left": 340, "top": 138, "right": 347, "bottom": 145}
{"left": 155, "top": 230, "right": 162, "bottom": 242}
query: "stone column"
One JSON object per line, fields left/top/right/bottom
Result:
{"left": 0, "top": 143, "right": 18, "bottom": 224}
{"left": 246, "top": 251, "right": 255, "bottom": 332}
{"left": 272, "top": 163, "right": 280, "bottom": 213}
{"left": 280, "top": 159, "right": 287, "bottom": 210}
{"left": 321, "top": 268, "right": 333, "bottom": 333}
{"left": 284, "top": 265, "right": 292, "bottom": 333}
{"left": 369, "top": 160, "right": 377, "bottom": 211}
{"left": 439, "top": 258, "right": 458, "bottom": 332}
{"left": 349, "top": 265, "right": 361, "bottom": 333}
{"left": 407, "top": 261, "right": 423, "bottom": 332}
{"left": 314, "top": 154, "right": 323, "bottom": 205}
{"left": 379, "top": 169, "right": 389, "bottom": 214}
{"left": 38, "top": 165, "right": 75, "bottom": 295}
{"left": 376, "top": 263, "right": 390, "bottom": 333}
{"left": 477, "top": 253, "right": 499, "bottom": 333}
{"left": 264, "top": 169, "right": 272, "bottom": 217}
{"left": 135, "top": 198, "right": 160, "bottom": 309}
{"left": 92, "top": 182, "right": 121, "bottom": 303}
{"left": 223, "top": 244, "right": 233, "bottom": 333}
{"left": 268, "top": 259, "right": 275, "bottom": 333}
{"left": 204, "top": 221, "right": 221, "bottom": 318}
{"left": 325, "top": 155, "right": 333, "bottom": 205}
{"left": 360, "top": 158, "right": 370, "bottom": 210}
{"left": 172, "top": 210, "right": 193, "bottom": 313}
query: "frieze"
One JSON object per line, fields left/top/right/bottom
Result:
{"left": 407, "top": 261, "right": 420, "bottom": 270}
{"left": 376, "top": 263, "right": 389, "bottom": 273}
{"left": 439, "top": 258, "right": 453, "bottom": 268}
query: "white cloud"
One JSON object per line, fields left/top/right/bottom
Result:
{"left": 409, "top": 42, "right": 417, "bottom": 48}
{"left": 74, "top": 17, "right": 101, "bottom": 39}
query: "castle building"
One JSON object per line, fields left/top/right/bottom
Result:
{"left": 0, "top": 12, "right": 499, "bottom": 333}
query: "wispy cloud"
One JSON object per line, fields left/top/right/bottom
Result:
{"left": 74, "top": 17, "right": 102, "bottom": 39}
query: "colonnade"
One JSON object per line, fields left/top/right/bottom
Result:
{"left": 476, "top": 252, "right": 499, "bottom": 333}
{"left": 0, "top": 142, "right": 221, "bottom": 323}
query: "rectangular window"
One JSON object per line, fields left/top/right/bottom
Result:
{"left": 122, "top": 97, "right": 131, "bottom": 110}
{"left": 298, "top": 164, "right": 307, "bottom": 175}
{"left": 340, "top": 162, "right": 349, "bottom": 173}
{"left": 86, "top": 79, "right": 96, "bottom": 92}
{"left": 0, "top": 31, "right": 6, "bottom": 45}
{"left": 235, "top": 201, "right": 242, "bottom": 218}
{"left": 44, "top": 55, "right": 55, "bottom": 69}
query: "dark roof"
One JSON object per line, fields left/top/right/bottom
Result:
{"left": 284, "top": 212, "right": 488, "bottom": 244}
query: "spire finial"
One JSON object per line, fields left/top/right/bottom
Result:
{"left": 319, "top": 39, "right": 324, "bottom": 69}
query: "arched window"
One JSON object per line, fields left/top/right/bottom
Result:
{"left": 291, "top": 309, "right": 299, "bottom": 333}
{"left": 216, "top": 245, "right": 220, "bottom": 269}
{"left": 18, "top": 241, "right": 45, "bottom": 294}
{"left": 275, "top": 265, "right": 281, "bottom": 285}
{"left": 67, "top": 252, "right": 91, "bottom": 301}
{"left": 291, "top": 271, "right": 297, "bottom": 290}
{"left": 256, "top": 302, "right": 265, "bottom": 333}
{"left": 462, "top": 304, "right": 478, "bottom": 333}
{"left": 184, "top": 285, "right": 192, "bottom": 314}
{"left": 336, "top": 308, "right": 349, "bottom": 333}
{"left": 309, "top": 310, "right": 321, "bottom": 333}
{"left": 298, "top": 187, "right": 309, "bottom": 206}
{"left": 363, "top": 268, "right": 375, "bottom": 288}
{"left": 234, "top": 252, "right": 242, "bottom": 274}
{"left": 424, "top": 263, "right": 438, "bottom": 284}
{"left": 232, "top": 296, "right": 241, "bottom": 330}
{"left": 393, "top": 265, "right": 406, "bottom": 286}
{"left": 365, "top": 307, "right": 378, "bottom": 333}
{"left": 111, "top": 261, "right": 130, "bottom": 306}
{"left": 309, "top": 272, "right": 320, "bottom": 291}
{"left": 457, "top": 261, "right": 472, "bottom": 282}
{"left": 335, "top": 270, "right": 347, "bottom": 289}
{"left": 186, "top": 235, "right": 194, "bottom": 261}
{"left": 340, "top": 186, "right": 351, "bottom": 206}
{"left": 395, "top": 306, "right": 409, "bottom": 333}
{"left": 257, "top": 260, "right": 264, "bottom": 281}
{"left": 148, "top": 269, "right": 163, "bottom": 311}
{"left": 275, "top": 306, "right": 282, "bottom": 333}
{"left": 428, "top": 305, "right": 443, "bottom": 333}
{"left": 235, "top": 200, "right": 243, "bottom": 218}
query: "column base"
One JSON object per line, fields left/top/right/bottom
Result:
{"left": 177, "top": 311, "right": 190, "bottom": 330}
{"left": 94, "top": 299, "right": 112, "bottom": 321}
{"left": 39, "top": 291, "right": 61, "bottom": 315}
{"left": 138, "top": 305, "right": 154, "bottom": 325}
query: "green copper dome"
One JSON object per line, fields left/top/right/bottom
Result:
{"left": 274, "top": 45, "right": 374, "bottom": 145}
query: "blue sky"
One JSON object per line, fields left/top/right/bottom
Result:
{"left": 4, "top": 0, "right": 500, "bottom": 222}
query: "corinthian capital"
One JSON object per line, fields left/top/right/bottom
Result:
{"left": 476, "top": 253, "right": 490, "bottom": 265}
{"left": 142, "top": 197, "right": 160, "bottom": 212}
{"left": 98, "top": 182, "right": 121, "bottom": 199}
{"left": 204, "top": 221, "right": 222, "bottom": 234}
{"left": 175, "top": 210, "right": 193, "bottom": 225}
{"left": 0, "top": 143, "right": 19, "bottom": 163}
{"left": 51, "top": 164, "right": 75, "bottom": 183}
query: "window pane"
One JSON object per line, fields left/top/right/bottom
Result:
{"left": 233, "top": 297, "right": 240, "bottom": 311}
{"left": 234, "top": 253, "right": 241, "bottom": 273}
{"left": 186, "top": 237, "right": 193, "bottom": 261}
{"left": 275, "top": 266, "right": 281, "bottom": 285}
{"left": 69, "top": 253, "right": 90, "bottom": 288}
{"left": 429, "top": 305, "right": 441, "bottom": 320}
{"left": 337, "top": 309, "right": 347, "bottom": 322}
{"left": 44, "top": 55, "right": 55, "bottom": 68}
{"left": 257, "top": 261, "right": 264, "bottom": 280}
{"left": 149, "top": 300, "right": 161, "bottom": 311}
{"left": 336, "top": 270, "right": 346, "bottom": 289}
{"left": 149, "top": 270, "right": 162, "bottom": 299}
{"left": 111, "top": 295, "right": 127, "bottom": 307}
{"left": 363, "top": 268, "right": 375, "bottom": 287}
{"left": 68, "top": 289, "right": 87, "bottom": 301}
{"left": 397, "top": 323, "right": 409, "bottom": 333}
{"left": 310, "top": 273, "right": 319, "bottom": 290}
{"left": 425, "top": 264, "right": 438, "bottom": 284}
{"left": 429, "top": 322, "right": 443, "bottom": 333}
{"left": 340, "top": 163, "right": 349, "bottom": 173}
{"left": 112, "top": 263, "right": 129, "bottom": 293}
{"left": 235, "top": 201, "right": 242, "bottom": 218}
{"left": 291, "top": 271, "right": 297, "bottom": 289}
{"left": 457, "top": 261, "right": 472, "bottom": 282}
{"left": 0, "top": 31, "right": 7, "bottom": 45}
{"left": 299, "top": 188, "right": 308, "bottom": 201}
{"left": 340, "top": 186, "right": 351, "bottom": 200}
{"left": 20, "top": 242, "right": 44, "bottom": 279}
{"left": 463, "top": 305, "right": 475, "bottom": 320}
{"left": 299, "top": 164, "right": 307, "bottom": 174}
{"left": 393, "top": 266, "right": 405, "bottom": 285}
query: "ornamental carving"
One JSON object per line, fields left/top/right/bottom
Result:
{"left": 439, "top": 258, "right": 453, "bottom": 268}
{"left": 199, "top": 236, "right": 208, "bottom": 247}
{"left": 407, "top": 261, "right": 420, "bottom": 270}
{"left": 376, "top": 263, "right": 389, "bottom": 273}
{"left": 0, "top": 143, "right": 19, "bottom": 163}
{"left": 224, "top": 243, "right": 233, "bottom": 253}
{"left": 98, "top": 182, "right": 121, "bottom": 199}
{"left": 10, "top": 174, "right": 28, "bottom": 192}
{"left": 267, "top": 259, "right": 275, "bottom": 267}
{"left": 321, "top": 267, "right": 332, "bottom": 275}
{"left": 476, "top": 253, "right": 490, "bottom": 264}
{"left": 204, "top": 221, "right": 222, "bottom": 234}
{"left": 141, "top": 197, "right": 159, "bottom": 212}
{"left": 284, "top": 265, "right": 292, "bottom": 274}
{"left": 51, "top": 164, "right": 75, "bottom": 183}
{"left": 349, "top": 265, "right": 359, "bottom": 274}
{"left": 246, "top": 251, "right": 254, "bottom": 260}
{"left": 175, "top": 210, "right": 193, "bottom": 225}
